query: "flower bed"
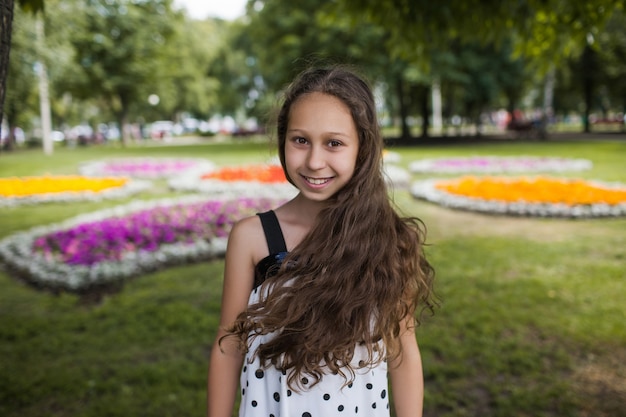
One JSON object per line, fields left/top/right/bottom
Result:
{"left": 0, "top": 195, "right": 285, "bottom": 292}
{"left": 409, "top": 156, "right": 592, "bottom": 174}
{"left": 80, "top": 157, "right": 215, "bottom": 179}
{"left": 383, "top": 150, "right": 401, "bottom": 164}
{"left": 201, "top": 164, "right": 287, "bottom": 183}
{"left": 0, "top": 175, "right": 150, "bottom": 207}
{"left": 384, "top": 165, "right": 411, "bottom": 189}
{"left": 410, "top": 176, "right": 626, "bottom": 218}
{"left": 170, "top": 162, "right": 411, "bottom": 193}
{"left": 169, "top": 164, "right": 298, "bottom": 197}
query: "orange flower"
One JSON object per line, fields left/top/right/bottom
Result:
{"left": 0, "top": 175, "right": 128, "bottom": 197}
{"left": 435, "top": 176, "right": 626, "bottom": 206}
{"left": 201, "top": 165, "right": 287, "bottom": 183}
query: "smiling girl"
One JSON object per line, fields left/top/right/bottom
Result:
{"left": 207, "top": 66, "right": 436, "bottom": 417}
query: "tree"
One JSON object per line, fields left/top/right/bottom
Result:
{"left": 3, "top": 6, "right": 39, "bottom": 149}
{"left": 546, "top": 10, "right": 626, "bottom": 132}
{"left": 595, "top": 10, "right": 626, "bottom": 118}
{"left": 336, "top": 0, "right": 623, "bottom": 135}
{"left": 158, "top": 19, "right": 222, "bottom": 120}
{"left": 338, "top": 0, "right": 621, "bottom": 66}
{"left": 0, "top": 0, "right": 43, "bottom": 144}
{"left": 63, "top": 0, "right": 179, "bottom": 145}
{"left": 230, "top": 0, "right": 397, "bottom": 132}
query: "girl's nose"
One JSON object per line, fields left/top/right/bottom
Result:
{"left": 305, "top": 146, "right": 326, "bottom": 170}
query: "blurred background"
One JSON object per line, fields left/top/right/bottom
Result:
{"left": 1, "top": 0, "right": 625, "bottom": 152}
{"left": 1, "top": 2, "right": 625, "bottom": 417}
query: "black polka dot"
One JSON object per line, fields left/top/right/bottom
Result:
{"left": 251, "top": 400, "right": 257, "bottom": 407}
{"left": 255, "top": 369, "right": 264, "bottom": 379}
{"left": 241, "top": 388, "right": 245, "bottom": 396}
{"left": 270, "top": 415, "right": 275, "bottom": 417}
{"left": 358, "top": 360, "right": 366, "bottom": 367}
{"left": 273, "top": 392, "right": 280, "bottom": 402}
{"left": 366, "top": 383, "right": 373, "bottom": 389}
{"left": 355, "top": 406, "right": 359, "bottom": 413}
{"left": 287, "top": 390, "right": 292, "bottom": 397}
{"left": 348, "top": 382, "right": 353, "bottom": 388}
{"left": 323, "top": 393, "right": 330, "bottom": 400}
{"left": 338, "top": 405, "right": 344, "bottom": 412}
{"left": 372, "top": 402, "right": 377, "bottom": 409}
{"left": 381, "top": 389, "right": 387, "bottom": 399}
{"left": 301, "top": 377, "right": 309, "bottom": 385}
{"left": 303, "top": 413, "right": 311, "bottom": 417}
{"left": 243, "top": 365, "right": 247, "bottom": 372}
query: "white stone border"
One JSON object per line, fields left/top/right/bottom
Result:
{"left": 409, "top": 156, "right": 592, "bottom": 174}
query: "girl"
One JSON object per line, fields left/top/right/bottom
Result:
{"left": 207, "top": 66, "right": 436, "bottom": 417}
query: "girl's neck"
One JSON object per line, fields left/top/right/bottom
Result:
{"left": 280, "top": 192, "right": 328, "bottom": 228}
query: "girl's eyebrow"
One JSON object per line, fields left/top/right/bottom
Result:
{"left": 287, "top": 128, "right": 352, "bottom": 138}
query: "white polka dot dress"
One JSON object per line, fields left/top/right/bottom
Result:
{"left": 238, "top": 286, "right": 391, "bottom": 417}
{"left": 241, "top": 211, "right": 391, "bottom": 416}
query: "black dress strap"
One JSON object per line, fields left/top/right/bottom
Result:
{"left": 257, "top": 211, "right": 287, "bottom": 254}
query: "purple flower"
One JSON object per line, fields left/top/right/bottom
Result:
{"left": 32, "top": 197, "right": 278, "bottom": 266}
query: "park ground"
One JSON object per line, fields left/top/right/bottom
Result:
{"left": 0, "top": 133, "right": 624, "bottom": 417}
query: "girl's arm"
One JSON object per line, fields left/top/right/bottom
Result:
{"left": 207, "top": 218, "right": 259, "bottom": 417}
{"left": 388, "top": 316, "right": 424, "bottom": 417}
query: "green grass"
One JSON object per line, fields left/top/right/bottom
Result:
{"left": 1, "top": 136, "right": 625, "bottom": 416}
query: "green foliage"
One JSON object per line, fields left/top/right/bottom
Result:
{"left": 158, "top": 19, "right": 222, "bottom": 119}
{"left": 44, "top": 0, "right": 181, "bottom": 143}
{"left": 243, "top": 0, "right": 389, "bottom": 93}
{"left": 338, "top": 0, "right": 622, "bottom": 73}
{"left": 5, "top": 8, "right": 39, "bottom": 132}
{"left": 0, "top": 138, "right": 625, "bottom": 416}
{"left": 17, "top": 0, "right": 44, "bottom": 14}
{"left": 4, "top": 0, "right": 626, "bottom": 147}
{"left": 595, "top": 11, "right": 626, "bottom": 112}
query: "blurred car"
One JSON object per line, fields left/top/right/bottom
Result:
{"left": 51, "top": 130, "right": 65, "bottom": 142}
{"left": 149, "top": 120, "right": 174, "bottom": 139}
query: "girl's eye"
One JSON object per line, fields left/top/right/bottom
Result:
{"left": 294, "top": 137, "right": 308, "bottom": 145}
{"left": 329, "top": 140, "right": 342, "bottom": 147}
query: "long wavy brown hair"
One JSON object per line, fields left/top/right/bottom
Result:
{"left": 223, "top": 66, "right": 436, "bottom": 389}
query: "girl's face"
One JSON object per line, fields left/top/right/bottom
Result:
{"left": 284, "top": 92, "right": 359, "bottom": 203}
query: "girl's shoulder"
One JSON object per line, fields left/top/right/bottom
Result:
{"left": 227, "top": 214, "right": 269, "bottom": 267}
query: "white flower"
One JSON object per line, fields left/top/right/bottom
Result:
{"left": 383, "top": 164, "right": 411, "bottom": 189}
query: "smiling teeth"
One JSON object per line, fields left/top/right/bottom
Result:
{"left": 306, "top": 177, "right": 329, "bottom": 185}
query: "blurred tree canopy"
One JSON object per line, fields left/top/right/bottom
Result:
{"left": 338, "top": 0, "right": 622, "bottom": 67}
{"left": 2, "top": 0, "right": 625, "bottom": 147}
{"left": 65, "top": 0, "right": 179, "bottom": 145}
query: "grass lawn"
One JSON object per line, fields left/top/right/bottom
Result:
{"left": 1, "top": 136, "right": 625, "bottom": 416}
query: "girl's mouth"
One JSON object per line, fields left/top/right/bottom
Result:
{"left": 304, "top": 176, "right": 331, "bottom": 185}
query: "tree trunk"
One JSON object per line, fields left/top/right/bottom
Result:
{"left": 0, "top": 0, "right": 15, "bottom": 145}
{"left": 581, "top": 44, "right": 597, "bottom": 134}
{"left": 396, "top": 76, "right": 411, "bottom": 140}
{"left": 116, "top": 93, "right": 131, "bottom": 147}
{"left": 419, "top": 85, "right": 429, "bottom": 138}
